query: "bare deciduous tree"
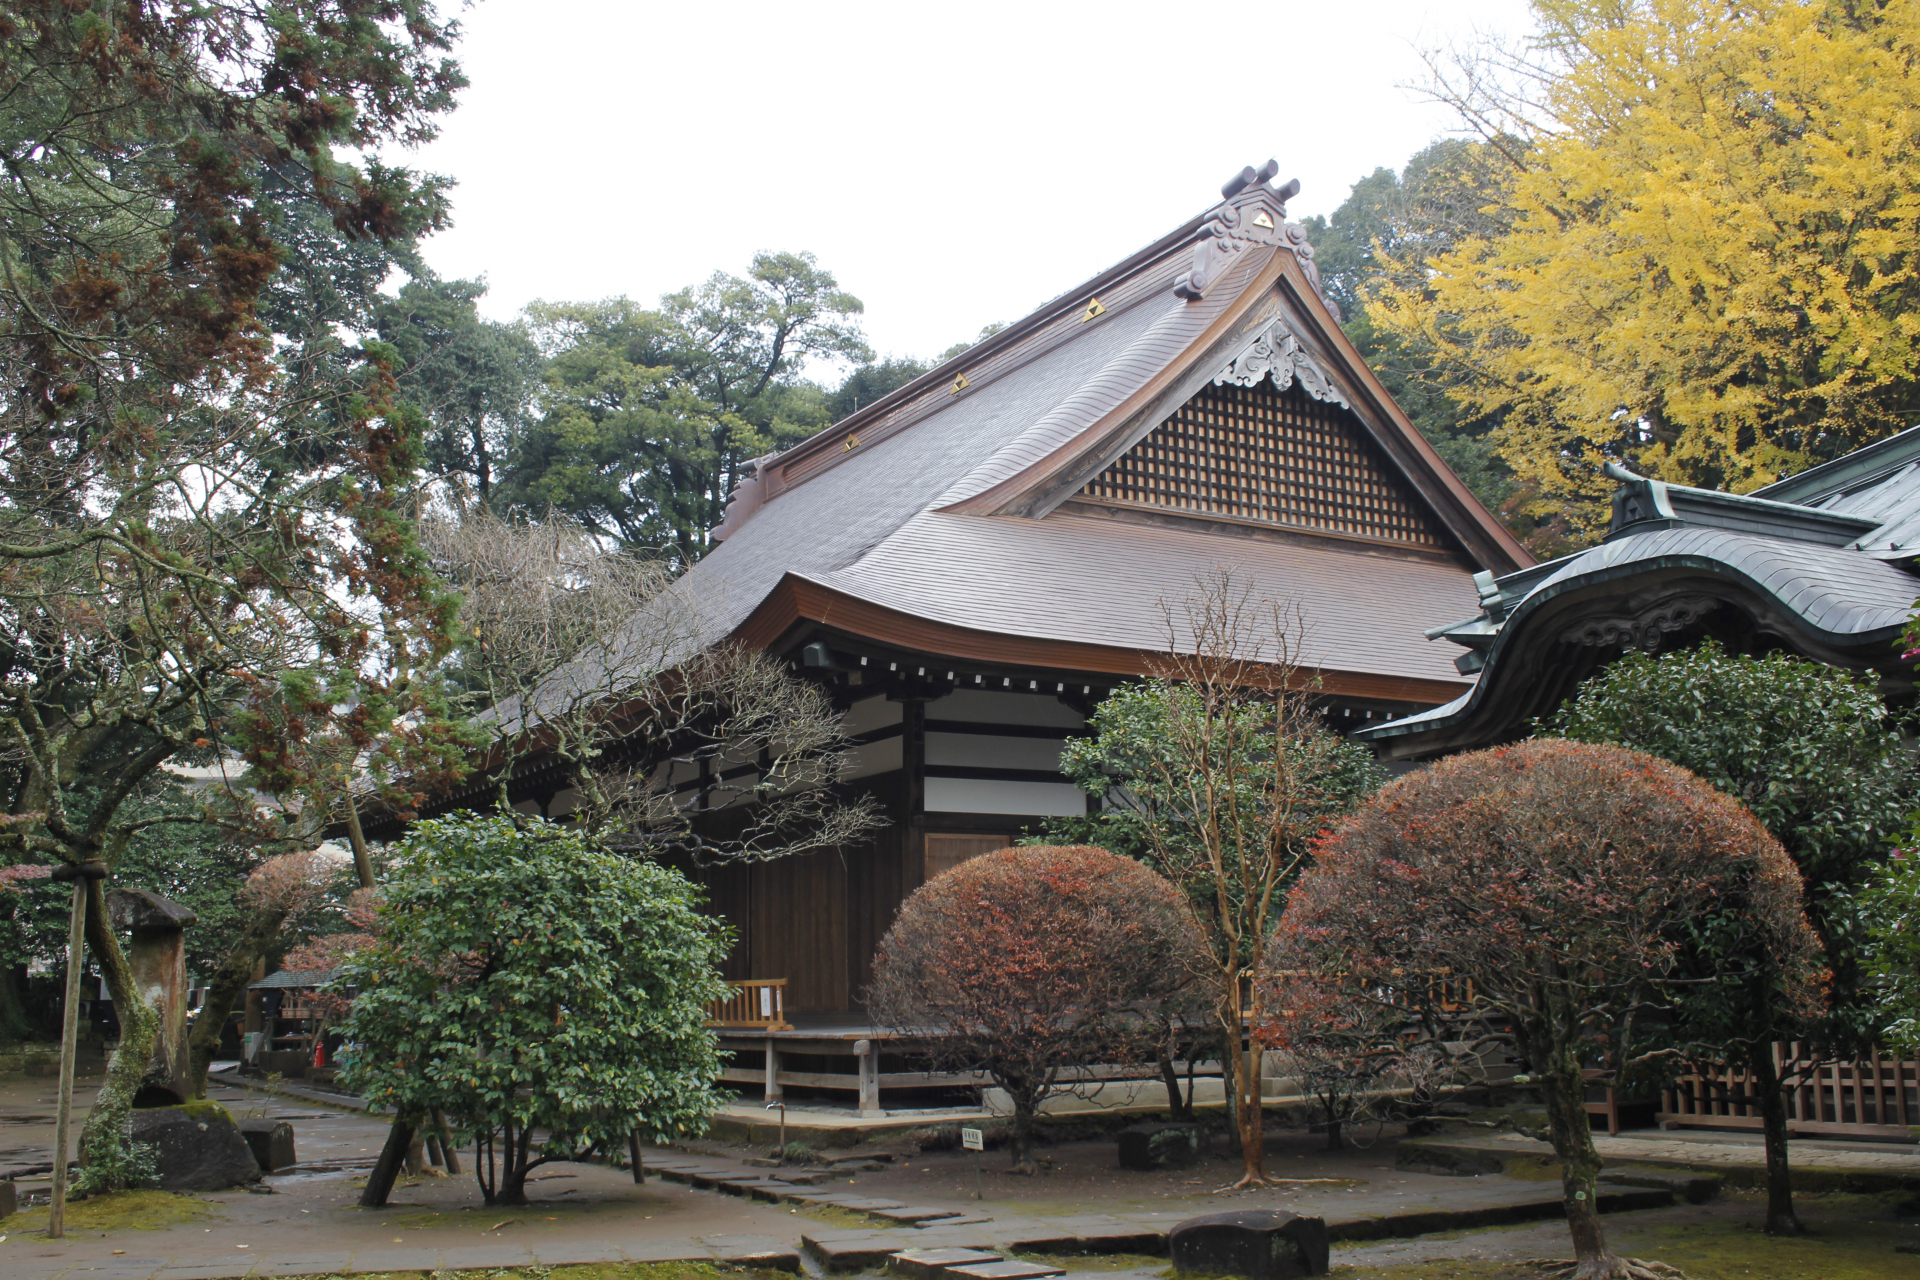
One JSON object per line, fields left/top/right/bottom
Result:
{"left": 422, "top": 510, "right": 881, "bottom": 861}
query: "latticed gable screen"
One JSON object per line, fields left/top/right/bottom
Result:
{"left": 1079, "top": 378, "right": 1447, "bottom": 548}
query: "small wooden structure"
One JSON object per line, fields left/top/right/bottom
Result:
{"left": 245, "top": 968, "right": 340, "bottom": 1079}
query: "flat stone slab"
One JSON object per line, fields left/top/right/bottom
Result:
{"left": 948, "top": 1262, "right": 1067, "bottom": 1280}
{"left": 871, "top": 1205, "right": 967, "bottom": 1224}
{"left": 828, "top": 1195, "right": 911, "bottom": 1210}
{"left": 890, "top": 1246, "right": 1005, "bottom": 1279}
{"left": 805, "top": 1232, "right": 916, "bottom": 1272}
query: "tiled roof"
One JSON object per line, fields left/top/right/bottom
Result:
{"left": 605, "top": 171, "right": 1533, "bottom": 700}
{"left": 1362, "top": 449, "right": 1920, "bottom": 749}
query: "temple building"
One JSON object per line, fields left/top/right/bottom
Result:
{"left": 1359, "top": 434, "right": 1920, "bottom": 760}
{"left": 650, "top": 162, "right": 1532, "bottom": 1018}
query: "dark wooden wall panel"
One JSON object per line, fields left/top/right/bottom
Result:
{"left": 750, "top": 849, "right": 847, "bottom": 1013}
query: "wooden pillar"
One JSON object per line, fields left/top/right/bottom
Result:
{"left": 763, "top": 1037, "right": 782, "bottom": 1104}
{"left": 903, "top": 699, "right": 926, "bottom": 825}
{"left": 855, "top": 1037, "right": 880, "bottom": 1114}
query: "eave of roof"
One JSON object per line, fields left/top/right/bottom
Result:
{"left": 1357, "top": 526, "right": 1917, "bottom": 748}
{"left": 735, "top": 570, "right": 1473, "bottom": 706}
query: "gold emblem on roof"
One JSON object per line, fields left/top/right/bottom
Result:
{"left": 1082, "top": 297, "right": 1106, "bottom": 322}
{"left": 1252, "top": 210, "right": 1275, "bottom": 229}
{"left": 951, "top": 373, "right": 970, "bottom": 394}
{"left": 843, "top": 434, "right": 860, "bottom": 452}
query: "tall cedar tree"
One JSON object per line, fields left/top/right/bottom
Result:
{"left": 1370, "top": 0, "right": 1920, "bottom": 541}
{"left": 1285, "top": 740, "right": 1824, "bottom": 1280}
{"left": 0, "top": 1, "right": 466, "bottom": 1180}
{"left": 1547, "top": 641, "right": 1914, "bottom": 1233}
{"left": 869, "top": 846, "right": 1207, "bottom": 1174}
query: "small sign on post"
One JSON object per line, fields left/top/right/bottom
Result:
{"left": 961, "top": 1126, "right": 984, "bottom": 1199}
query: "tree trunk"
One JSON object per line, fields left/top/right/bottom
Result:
{"left": 184, "top": 906, "right": 291, "bottom": 1098}
{"left": 0, "top": 960, "right": 29, "bottom": 1040}
{"left": 1540, "top": 1054, "right": 1628, "bottom": 1280}
{"left": 340, "top": 800, "right": 376, "bottom": 891}
{"left": 1322, "top": 1092, "right": 1344, "bottom": 1151}
{"left": 1748, "top": 1041, "right": 1803, "bottom": 1235}
{"left": 494, "top": 1116, "right": 535, "bottom": 1204}
{"left": 1004, "top": 1081, "right": 1039, "bottom": 1175}
{"left": 1158, "top": 1051, "right": 1194, "bottom": 1122}
{"left": 360, "top": 1117, "right": 415, "bottom": 1207}
{"left": 1228, "top": 1032, "right": 1265, "bottom": 1184}
{"left": 77, "top": 878, "right": 159, "bottom": 1187}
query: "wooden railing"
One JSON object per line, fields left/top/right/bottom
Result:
{"left": 1659, "top": 1043, "right": 1920, "bottom": 1139}
{"left": 707, "top": 978, "right": 790, "bottom": 1030}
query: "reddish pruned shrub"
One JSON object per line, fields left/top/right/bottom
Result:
{"left": 1282, "top": 740, "right": 1824, "bottom": 1279}
{"left": 869, "top": 845, "right": 1206, "bottom": 1173}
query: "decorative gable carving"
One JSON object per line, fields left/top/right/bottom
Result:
{"left": 1078, "top": 375, "right": 1449, "bottom": 550}
{"left": 1213, "top": 320, "right": 1350, "bottom": 409}
{"left": 1173, "top": 161, "right": 1339, "bottom": 318}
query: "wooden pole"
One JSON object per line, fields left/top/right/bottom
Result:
{"left": 49, "top": 874, "right": 90, "bottom": 1239}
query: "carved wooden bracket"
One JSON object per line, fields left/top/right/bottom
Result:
{"left": 1558, "top": 596, "right": 1719, "bottom": 651}
{"left": 1210, "top": 320, "right": 1351, "bottom": 409}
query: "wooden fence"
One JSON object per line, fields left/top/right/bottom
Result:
{"left": 706, "top": 978, "right": 790, "bottom": 1030}
{"left": 1659, "top": 1042, "right": 1920, "bottom": 1140}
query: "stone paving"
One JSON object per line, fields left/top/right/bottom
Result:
{"left": 6, "top": 1065, "right": 1916, "bottom": 1280}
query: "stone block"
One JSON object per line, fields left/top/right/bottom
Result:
{"left": 890, "top": 1247, "right": 1003, "bottom": 1280}
{"left": 235, "top": 1118, "right": 295, "bottom": 1172}
{"left": 804, "top": 1232, "right": 908, "bottom": 1272}
{"left": 871, "top": 1206, "right": 966, "bottom": 1225}
{"left": 0, "top": 1177, "right": 14, "bottom": 1219}
{"left": 1169, "top": 1210, "right": 1329, "bottom": 1280}
{"left": 1117, "top": 1122, "right": 1205, "bottom": 1171}
{"left": 130, "top": 1103, "right": 262, "bottom": 1191}
{"left": 949, "top": 1263, "right": 1065, "bottom": 1280}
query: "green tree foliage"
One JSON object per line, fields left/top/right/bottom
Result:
{"left": 502, "top": 252, "right": 870, "bottom": 562}
{"left": 826, "top": 357, "right": 928, "bottom": 422}
{"left": 0, "top": 0, "right": 466, "bottom": 1182}
{"left": 1547, "top": 642, "right": 1913, "bottom": 1039}
{"left": 1860, "top": 848, "right": 1920, "bottom": 1049}
{"left": 1547, "top": 642, "right": 1912, "bottom": 1233}
{"left": 377, "top": 278, "right": 542, "bottom": 506}
{"left": 338, "top": 815, "right": 729, "bottom": 1206}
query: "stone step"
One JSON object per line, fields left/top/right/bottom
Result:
{"left": 869, "top": 1206, "right": 967, "bottom": 1225}
{"left": 948, "top": 1262, "right": 1067, "bottom": 1280}
{"left": 889, "top": 1247, "right": 1004, "bottom": 1280}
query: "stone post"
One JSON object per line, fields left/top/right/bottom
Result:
{"left": 106, "top": 888, "right": 198, "bottom": 1103}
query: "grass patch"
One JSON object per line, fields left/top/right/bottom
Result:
{"left": 0, "top": 1189, "right": 213, "bottom": 1238}
{"left": 795, "top": 1203, "right": 876, "bottom": 1231}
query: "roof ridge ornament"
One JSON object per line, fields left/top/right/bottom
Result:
{"left": 1174, "top": 161, "right": 1337, "bottom": 316}
{"left": 1212, "top": 319, "right": 1351, "bottom": 409}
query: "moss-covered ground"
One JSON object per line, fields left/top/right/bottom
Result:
{"left": 0, "top": 1189, "right": 215, "bottom": 1237}
{"left": 244, "top": 1267, "right": 791, "bottom": 1280}
{"left": 1327, "top": 1189, "right": 1919, "bottom": 1279}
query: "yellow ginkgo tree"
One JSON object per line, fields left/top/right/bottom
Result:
{"left": 1371, "top": 0, "right": 1920, "bottom": 541}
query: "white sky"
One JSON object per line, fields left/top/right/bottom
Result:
{"left": 403, "top": 0, "right": 1536, "bottom": 366}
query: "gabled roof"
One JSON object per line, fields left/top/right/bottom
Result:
{"left": 664, "top": 164, "right": 1534, "bottom": 702}
{"left": 1359, "top": 442, "right": 1920, "bottom": 755}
